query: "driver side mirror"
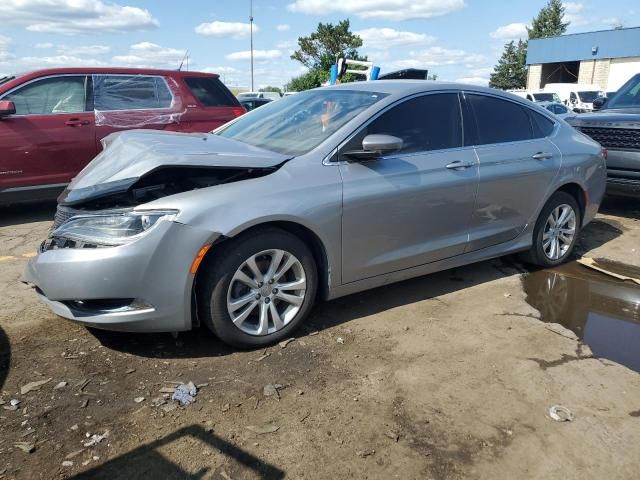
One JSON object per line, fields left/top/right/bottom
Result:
{"left": 343, "top": 134, "right": 403, "bottom": 161}
{"left": 0, "top": 100, "right": 16, "bottom": 118}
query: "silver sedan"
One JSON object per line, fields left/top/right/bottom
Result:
{"left": 24, "top": 81, "right": 607, "bottom": 347}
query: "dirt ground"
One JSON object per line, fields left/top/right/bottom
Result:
{"left": 0, "top": 197, "right": 639, "bottom": 480}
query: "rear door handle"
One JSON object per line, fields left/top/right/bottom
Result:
{"left": 65, "top": 118, "right": 90, "bottom": 126}
{"left": 532, "top": 152, "right": 553, "bottom": 160}
{"left": 446, "top": 161, "right": 474, "bottom": 170}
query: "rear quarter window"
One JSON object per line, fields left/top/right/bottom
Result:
{"left": 184, "top": 77, "right": 239, "bottom": 107}
{"left": 529, "top": 109, "right": 555, "bottom": 138}
{"left": 466, "top": 94, "right": 534, "bottom": 145}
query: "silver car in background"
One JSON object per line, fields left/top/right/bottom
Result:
{"left": 24, "top": 81, "right": 607, "bottom": 348}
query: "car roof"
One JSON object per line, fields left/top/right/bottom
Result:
{"left": 12, "top": 67, "right": 220, "bottom": 78}
{"left": 318, "top": 80, "right": 533, "bottom": 102}
{"left": 322, "top": 80, "right": 509, "bottom": 95}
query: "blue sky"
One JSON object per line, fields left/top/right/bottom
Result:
{"left": 1, "top": 0, "right": 639, "bottom": 89}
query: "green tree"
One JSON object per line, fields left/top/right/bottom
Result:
{"left": 490, "top": 0, "right": 569, "bottom": 90}
{"left": 527, "top": 0, "right": 569, "bottom": 39}
{"left": 259, "top": 86, "right": 282, "bottom": 94}
{"left": 285, "top": 69, "right": 330, "bottom": 92}
{"left": 489, "top": 40, "right": 528, "bottom": 90}
{"left": 287, "top": 19, "right": 367, "bottom": 91}
{"left": 291, "top": 19, "right": 365, "bottom": 71}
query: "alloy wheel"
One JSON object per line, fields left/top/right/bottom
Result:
{"left": 542, "top": 204, "right": 577, "bottom": 260}
{"left": 226, "top": 249, "right": 307, "bottom": 336}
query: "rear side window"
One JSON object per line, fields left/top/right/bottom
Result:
{"left": 5, "top": 76, "right": 87, "bottom": 115}
{"left": 184, "top": 77, "right": 238, "bottom": 107}
{"left": 93, "top": 75, "right": 172, "bottom": 111}
{"left": 466, "top": 94, "right": 533, "bottom": 145}
{"left": 346, "top": 93, "right": 462, "bottom": 155}
{"left": 530, "top": 109, "right": 555, "bottom": 138}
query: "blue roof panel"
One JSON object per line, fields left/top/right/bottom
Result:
{"left": 527, "top": 27, "right": 640, "bottom": 64}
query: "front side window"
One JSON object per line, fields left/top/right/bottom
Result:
{"left": 569, "top": 92, "right": 578, "bottom": 103}
{"left": 4, "top": 76, "right": 87, "bottom": 115}
{"left": 466, "top": 94, "right": 533, "bottom": 145}
{"left": 93, "top": 75, "right": 172, "bottom": 111}
{"left": 216, "top": 89, "right": 387, "bottom": 156}
{"left": 343, "top": 93, "right": 463, "bottom": 155}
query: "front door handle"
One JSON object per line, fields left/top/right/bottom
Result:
{"left": 532, "top": 152, "right": 553, "bottom": 160}
{"left": 446, "top": 161, "right": 474, "bottom": 170}
{"left": 65, "top": 118, "right": 90, "bottom": 126}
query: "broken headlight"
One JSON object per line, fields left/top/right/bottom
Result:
{"left": 51, "top": 210, "right": 178, "bottom": 246}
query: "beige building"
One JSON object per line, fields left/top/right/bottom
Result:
{"left": 526, "top": 27, "right": 640, "bottom": 92}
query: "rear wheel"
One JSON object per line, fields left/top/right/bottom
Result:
{"left": 522, "top": 191, "right": 581, "bottom": 267}
{"left": 199, "top": 228, "right": 317, "bottom": 348}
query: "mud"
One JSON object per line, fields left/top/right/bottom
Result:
{"left": 523, "top": 260, "right": 640, "bottom": 372}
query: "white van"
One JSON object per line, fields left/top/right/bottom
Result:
{"left": 507, "top": 90, "right": 561, "bottom": 103}
{"left": 542, "top": 83, "right": 604, "bottom": 112}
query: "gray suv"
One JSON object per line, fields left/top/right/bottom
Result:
{"left": 24, "top": 81, "right": 606, "bottom": 348}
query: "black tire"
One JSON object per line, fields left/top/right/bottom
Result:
{"left": 521, "top": 191, "right": 581, "bottom": 267}
{"left": 198, "top": 227, "right": 318, "bottom": 348}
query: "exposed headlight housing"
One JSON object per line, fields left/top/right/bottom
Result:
{"left": 51, "top": 210, "right": 178, "bottom": 247}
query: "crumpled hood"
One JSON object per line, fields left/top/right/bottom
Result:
{"left": 567, "top": 111, "right": 640, "bottom": 129}
{"left": 59, "top": 129, "right": 290, "bottom": 205}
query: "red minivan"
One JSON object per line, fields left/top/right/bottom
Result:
{"left": 0, "top": 68, "right": 245, "bottom": 205}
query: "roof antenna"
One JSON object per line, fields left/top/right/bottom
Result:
{"left": 178, "top": 50, "right": 189, "bottom": 71}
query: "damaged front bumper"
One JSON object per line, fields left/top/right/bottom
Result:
{"left": 23, "top": 220, "right": 217, "bottom": 333}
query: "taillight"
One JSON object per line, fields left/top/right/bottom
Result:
{"left": 601, "top": 147, "right": 608, "bottom": 161}
{"left": 231, "top": 107, "right": 246, "bottom": 117}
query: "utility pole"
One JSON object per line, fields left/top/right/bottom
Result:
{"left": 250, "top": 0, "right": 254, "bottom": 91}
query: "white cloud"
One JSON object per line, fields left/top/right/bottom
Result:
{"left": 226, "top": 49, "right": 282, "bottom": 61}
{"left": 409, "top": 47, "right": 485, "bottom": 66}
{"left": 276, "top": 24, "right": 291, "bottom": 32}
{"left": 0, "top": 35, "right": 12, "bottom": 62}
{"left": 455, "top": 76, "right": 489, "bottom": 86}
{"left": 287, "top": 0, "right": 465, "bottom": 21}
{"left": 112, "top": 42, "right": 186, "bottom": 68}
{"left": 58, "top": 45, "right": 111, "bottom": 56}
{"left": 5, "top": 55, "right": 108, "bottom": 69}
{"left": 489, "top": 23, "right": 528, "bottom": 40}
{"left": 0, "top": 0, "right": 158, "bottom": 34}
{"left": 35, "top": 42, "right": 54, "bottom": 49}
{"left": 195, "top": 21, "right": 257, "bottom": 39}
{"left": 201, "top": 66, "right": 240, "bottom": 74}
{"left": 276, "top": 39, "right": 296, "bottom": 50}
{"left": 601, "top": 17, "right": 623, "bottom": 28}
{"left": 355, "top": 27, "right": 436, "bottom": 49}
{"left": 564, "top": 2, "right": 589, "bottom": 27}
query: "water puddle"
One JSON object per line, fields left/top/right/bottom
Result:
{"left": 522, "top": 259, "right": 640, "bottom": 372}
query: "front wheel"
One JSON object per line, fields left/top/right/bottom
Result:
{"left": 522, "top": 191, "right": 581, "bottom": 267}
{"left": 198, "top": 228, "right": 318, "bottom": 348}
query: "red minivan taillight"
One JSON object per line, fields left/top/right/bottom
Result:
{"left": 601, "top": 147, "right": 608, "bottom": 161}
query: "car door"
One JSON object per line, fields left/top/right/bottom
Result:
{"left": 0, "top": 74, "right": 95, "bottom": 191}
{"left": 339, "top": 92, "right": 479, "bottom": 284}
{"left": 462, "top": 92, "right": 561, "bottom": 252}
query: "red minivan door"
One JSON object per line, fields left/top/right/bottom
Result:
{"left": 0, "top": 74, "right": 96, "bottom": 195}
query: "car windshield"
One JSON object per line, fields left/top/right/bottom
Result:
{"left": 216, "top": 89, "right": 388, "bottom": 156}
{"left": 577, "top": 91, "right": 600, "bottom": 102}
{"left": 533, "top": 93, "right": 559, "bottom": 102}
{"left": 606, "top": 75, "right": 640, "bottom": 109}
